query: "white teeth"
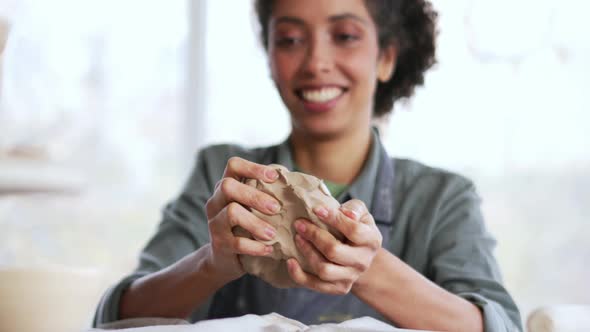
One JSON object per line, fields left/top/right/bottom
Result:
{"left": 301, "top": 87, "right": 343, "bottom": 103}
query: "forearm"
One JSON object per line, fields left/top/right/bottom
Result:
{"left": 352, "top": 248, "right": 483, "bottom": 332}
{"left": 119, "top": 244, "right": 229, "bottom": 320}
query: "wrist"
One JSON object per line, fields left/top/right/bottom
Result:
{"left": 195, "top": 244, "right": 237, "bottom": 287}
{"left": 352, "top": 247, "right": 385, "bottom": 294}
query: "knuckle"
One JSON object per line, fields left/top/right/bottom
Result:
{"left": 323, "top": 245, "right": 339, "bottom": 261}
{"left": 248, "top": 189, "right": 264, "bottom": 208}
{"left": 317, "top": 264, "right": 331, "bottom": 280}
{"left": 219, "top": 178, "right": 234, "bottom": 196}
{"left": 298, "top": 236, "right": 310, "bottom": 252}
{"left": 226, "top": 203, "right": 242, "bottom": 226}
{"left": 232, "top": 237, "right": 245, "bottom": 252}
{"left": 226, "top": 201, "right": 240, "bottom": 215}
{"left": 227, "top": 156, "right": 242, "bottom": 170}
{"left": 308, "top": 227, "right": 320, "bottom": 241}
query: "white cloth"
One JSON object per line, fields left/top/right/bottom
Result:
{"left": 89, "top": 313, "right": 430, "bottom": 332}
{"left": 527, "top": 305, "right": 590, "bottom": 332}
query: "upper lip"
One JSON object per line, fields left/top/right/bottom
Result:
{"left": 296, "top": 84, "right": 347, "bottom": 91}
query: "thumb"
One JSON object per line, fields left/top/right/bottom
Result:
{"left": 339, "top": 199, "right": 368, "bottom": 222}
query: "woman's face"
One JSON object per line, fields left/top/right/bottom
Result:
{"left": 268, "top": 0, "right": 395, "bottom": 140}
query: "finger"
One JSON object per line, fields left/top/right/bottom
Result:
{"left": 209, "top": 215, "right": 274, "bottom": 257}
{"left": 286, "top": 259, "right": 351, "bottom": 296}
{"left": 220, "top": 202, "right": 277, "bottom": 241}
{"left": 207, "top": 177, "right": 281, "bottom": 218}
{"left": 312, "top": 206, "right": 376, "bottom": 246}
{"left": 340, "top": 199, "right": 373, "bottom": 225}
{"left": 295, "top": 219, "right": 371, "bottom": 270}
{"left": 295, "top": 234, "right": 357, "bottom": 282}
{"left": 222, "top": 157, "right": 279, "bottom": 183}
{"left": 232, "top": 236, "right": 274, "bottom": 257}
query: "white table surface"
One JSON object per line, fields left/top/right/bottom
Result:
{"left": 89, "top": 314, "right": 434, "bottom": 332}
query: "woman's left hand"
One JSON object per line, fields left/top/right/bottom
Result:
{"left": 287, "top": 199, "right": 383, "bottom": 295}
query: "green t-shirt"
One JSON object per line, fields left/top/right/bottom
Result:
{"left": 323, "top": 180, "right": 348, "bottom": 199}
{"left": 293, "top": 165, "right": 349, "bottom": 199}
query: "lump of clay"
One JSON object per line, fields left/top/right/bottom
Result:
{"left": 233, "top": 164, "right": 342, "bottom": 288}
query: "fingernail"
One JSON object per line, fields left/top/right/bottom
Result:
{"left": 294, "top": 220, "right": 306, "bottom": 233}
{"left": 265, "top": 227, "right": 276, "bottom": 239}
{"left": 265, "top": 246, "right": 274, "bottom": 254}
{"left": 314, "top": 206, "right": 329, "bottom": 219}
{"left": 265, "top": 169, "right": 279, "bottom": 181}
{"left": 267, "top": 201, "right": 280, "bottom": 213}
{"left": 340, "top": 207, "right": 358, "bottom": 220}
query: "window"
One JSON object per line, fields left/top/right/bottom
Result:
{"left": 1, "top": 0, "right": 588, "bottom": 319}
{"left": 0, "top": 0, "right": 188, "bottom": 274}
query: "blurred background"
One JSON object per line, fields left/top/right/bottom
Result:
{"left": 0, "top": 0, "right": 588, "bottom": 330}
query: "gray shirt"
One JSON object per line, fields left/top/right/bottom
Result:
{"left": 94, "top": 131, "right": 522, "bottom": 331}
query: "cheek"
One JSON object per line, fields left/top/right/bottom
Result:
{"left": 339, "top": 47, "right": 380, "bottom": 87}
{"left": 347, "top": 56, "right": 379, "bottom": 95}
{"left": 270, "top": 52, "right": 298, "bottom": 87}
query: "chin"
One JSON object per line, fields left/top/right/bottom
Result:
{"left": 291, "top": 120, "right": 348, "bottom": 141}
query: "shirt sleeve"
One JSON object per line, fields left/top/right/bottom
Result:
{"left": 93, "top": 149, "right": 215, "bottom": 326}
{"left": 427, "top": 179, "right": 523, "bottom": 332}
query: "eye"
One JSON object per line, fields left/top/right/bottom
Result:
{"left": 275, "top": 36, "right": 303, "bottom": 48}
{"left": 334, "top": 33, "right": 360, "bottom": 44}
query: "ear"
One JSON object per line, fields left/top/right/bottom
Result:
{"left": 377, "top": 45, "right": 397, "bottom": 82}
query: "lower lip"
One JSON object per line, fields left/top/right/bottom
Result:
{"left": 300, "top": 92, "right": 344, "bottom": 113}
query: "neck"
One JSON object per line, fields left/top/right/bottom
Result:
{"left": 289, "top": 126, "right": 373, "bottom": 184}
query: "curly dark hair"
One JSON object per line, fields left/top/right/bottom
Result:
{"left": 254, "top": 0, "right": 438, "bottom": 117}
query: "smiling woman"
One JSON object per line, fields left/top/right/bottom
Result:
{"left": 93, "top": 1, "right": 521, "bottom": 331}
{"left": 264, "top": 0, "right": 396, "bottom": 184}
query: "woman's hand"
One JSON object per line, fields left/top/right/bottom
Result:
{"left": 286, "top": 199, "right": 382, "bottom": 295}
{"left": 204, "top": 157, "right": 282, "bottom": 282}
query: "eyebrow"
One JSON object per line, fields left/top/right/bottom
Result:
{"left": 328, "top": 13, "right": 368, "bottom": 25}
{"left": 271, "top": 13, "right": 369, "bottom": 27}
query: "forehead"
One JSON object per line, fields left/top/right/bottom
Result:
{"left": 270, "top": 0, "right": 373, "bottom": 25}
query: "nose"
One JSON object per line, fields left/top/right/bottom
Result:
{"left": 302, "top": 35, "right": 333, "bottom": 76}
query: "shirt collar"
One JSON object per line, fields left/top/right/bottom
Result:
{"left": 274, "top": 127, "right": 394, "bottom": 223}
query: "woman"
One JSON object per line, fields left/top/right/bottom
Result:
{"left": 94, "top": 0, "right": 522, "bottom": 331}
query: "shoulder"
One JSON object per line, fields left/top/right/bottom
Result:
{"left": 390, "top": 159, "right": 489, "bottom": 255}
{"left": 391, "top": 158, "right": 481, "bottom": 230}
{"left": 393, "top": 158, "right": 476, "bottom": 200}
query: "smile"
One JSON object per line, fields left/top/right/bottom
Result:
{"left": 298, "top": 87, "right": 346, "bottom": 104}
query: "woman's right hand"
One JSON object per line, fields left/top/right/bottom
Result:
{"left": 204, "top": 157, "right": 282, "bottom": 282}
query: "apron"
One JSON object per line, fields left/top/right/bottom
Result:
{"left": 207, "top": 155, "right": 396, "bottom": 325}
